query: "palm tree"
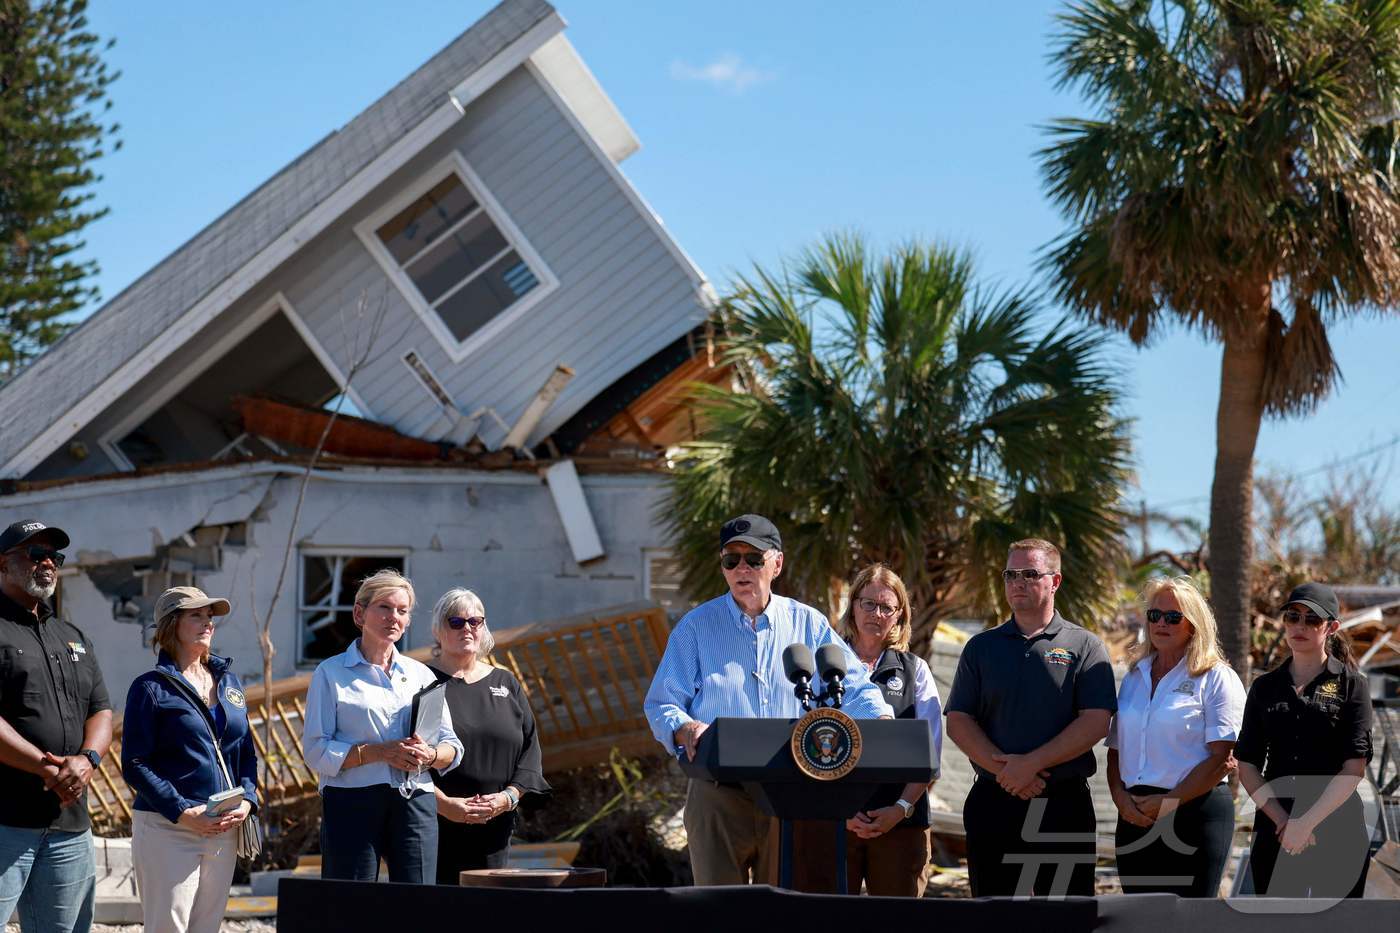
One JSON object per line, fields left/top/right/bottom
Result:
{"left": 662, "top": 234, "right": 1132, "bottom": 651}
{"left": 1039, "top": 0, "right": 1400, "bottom": 676}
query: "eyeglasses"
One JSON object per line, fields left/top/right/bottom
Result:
{"left": 10, "top": 545, "right": 65, "bottom": 567}
{"left": 720, "top": 552, "right": 767, "bottom": 570}
{"left": 447, "top": 616, "right": 484, "bottom": 630}
{"left": 1002, "top": 568, "right": 1051, "bottom": 582}
{"left": 856, "top": 598, "right": 899, "bottom": 618}
{"left": 1279, "top": 609, "right": 1327, "bottom": 628}
{"left": 1145, "top": 608, "right": 1187, "bottom": 625}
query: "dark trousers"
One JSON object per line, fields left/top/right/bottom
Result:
{"left": 963, "top": 776, "right": 1097, "bottom": 897}
{"left": 435, "top": 813, "right": 513, "bottom": 885}
{"left": 1250, "top": 791, "right": 1370, "bottom": 898}
{"left": 320, "top": 785, "right": 438, "bottom": 883}
{"left": 1115, "top": 783, "right": 1235, "bottom": 896}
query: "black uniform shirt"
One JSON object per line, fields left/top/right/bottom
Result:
{"left": 946, "top": 612, "right": 1117, "bottom": 781}
{"left": 0, "top": 590, "right": 111, "bottom": 831}
{"left": 1234, "top": 656, "right": 1372, "bottom": 782}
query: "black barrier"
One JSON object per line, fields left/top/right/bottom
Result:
{"left": 1095, "top": 892, "right": 1400, "bottom": 930}
{"left": 277, "top": 878, "right": 1400, "bottom": 932}
{"left": 276, "top": 878, "right": 1096, "bottom": 932}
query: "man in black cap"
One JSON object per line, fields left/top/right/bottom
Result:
{"left": 0, "top": 520, "right": 111, "bottom": 932}
{"left": 644, "top": 513, "right": 892, "bottom": 885}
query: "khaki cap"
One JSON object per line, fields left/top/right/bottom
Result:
{"left": 154, "top": 586, "right": 231, "bottom": 621}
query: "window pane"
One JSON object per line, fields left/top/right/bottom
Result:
{"left": 300, "top": 554, "right": 405, "bottom": 662}
{"left": 432, "top": 251, "right": 540, "bottom": 341}
{"left": 404, "top": 212, "right": 509, "bottom": 303}
{"left": 375, "top": 176, "right": 477, "bottom": 264}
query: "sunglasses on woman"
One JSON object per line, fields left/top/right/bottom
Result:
{"left": 720, "top": 552, "right": 767, "bottom": 570}
{"left": 1145, "top": 608, "right": 1187, "bottom": 625}
{"left": 447, "top": 616, "right": 485, "bottom": 630}
{"left": 1279, "top": 609, "right": 1327, "bottom": 628}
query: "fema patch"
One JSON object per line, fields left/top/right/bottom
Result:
{"left": 224, "top": 686, "right": 246, "bottom": 708}
{"left": 1044, "top": 647, "right": 1075, "bottom": 667}
{"left": 791, "top": 707, "right": 863, "bottom": 781}
{"left": 885, "top": 674, "right": 905, "bottom": 694}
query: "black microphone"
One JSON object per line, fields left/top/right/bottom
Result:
{"left": 782, "top": 643, "right": 816, "bottom": 711}
{"left": 815, "top": 644, "right": 847, "bottom": 708}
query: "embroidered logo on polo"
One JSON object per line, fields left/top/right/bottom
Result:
{"left": 885, "top": 674, "right": 905, "bottom": 694}
{"left": 224, "top": 687, "right": 246, "bottom": 708}
{"left": 1316, "top": 680, "right": 1341, "bottom": 700}
{"left": 489, "top": 685, "right": 509, "bottom": 698}
{"left": 1044, "top": 647, "right": 1075, "bottom": 666}
{"left": 1173, "top": 680, "right": 1194, "bottom": 695}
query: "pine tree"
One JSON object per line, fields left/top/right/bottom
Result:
{"left": 0, "top": 0, "right": 119, "bottom": 379}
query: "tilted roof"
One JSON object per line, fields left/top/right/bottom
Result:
{"left": 0, "top": 0, "right": 556, "bottom": 475}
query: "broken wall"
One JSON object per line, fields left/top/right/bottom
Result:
{"left": 2, "top": 464, "right": 671, "bottom": 711}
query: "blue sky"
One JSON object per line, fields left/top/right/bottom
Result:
{"left": 78, "top": 1, "right": 1400, "bottom": 543}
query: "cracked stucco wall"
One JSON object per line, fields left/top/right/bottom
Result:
{"left": 1, "top": 466, "right": 671, "bottom": 711}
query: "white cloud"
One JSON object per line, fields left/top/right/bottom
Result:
{"left": 669, "top": 54, "right": 775, "bottom": 94}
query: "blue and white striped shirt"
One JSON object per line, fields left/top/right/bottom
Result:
{"left": 644, "top": 592, "right": 894, "bottom": 752}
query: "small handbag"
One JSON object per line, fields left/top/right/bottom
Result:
{"left": 158, "top": 671, "right": 263, "bottom": 860}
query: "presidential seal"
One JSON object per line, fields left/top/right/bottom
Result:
{"left": 791, "top": 707, "right": 862, "bottom": 781}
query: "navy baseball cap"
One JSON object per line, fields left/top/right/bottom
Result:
{"left": 0, "top": 520, "right": 70, "bottom": 553}
{"left": 720, "top": 514, "right": 782, "bottom": 552}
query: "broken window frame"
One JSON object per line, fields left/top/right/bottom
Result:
{"left": 355, "top": 152, "right": 558, "bottom": 365}
{"left": 642, "top": 547, "right": 696, "bottom": 624}
{"left": 297, "top": 547, "right": 411, "bottom": 666}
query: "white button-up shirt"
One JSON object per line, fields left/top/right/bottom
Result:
{"left": 1108, "top": 655, "right": 1245, "bottom": 789}
{"left": 302, "top": 639, "right": 462, "bottom": 791}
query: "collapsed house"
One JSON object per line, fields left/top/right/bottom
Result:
{"left": 0, "top": 0, "right": 724, "bottom": 701}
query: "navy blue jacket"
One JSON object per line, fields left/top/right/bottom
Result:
{"left": 121, "top": 652, "right": 259, "bottom": 823}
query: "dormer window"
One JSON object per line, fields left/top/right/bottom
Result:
{"left": 359, "top": 154, "right": 555, "bottom": 360}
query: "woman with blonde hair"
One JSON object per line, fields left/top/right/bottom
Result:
{"left": 835, "top": 564, "right": 942, "bottom": 897}
{"left": 426, "top": 588, "right": 549, "bottom": 883}
{"left": 1107, "top": 576, "right": 1244, "bottom": 895}
{"left": 302, "top": 569, "right": 463, "bottom": 883}
{"left": 122, "top": 587, "right": 257, "bottom": 932}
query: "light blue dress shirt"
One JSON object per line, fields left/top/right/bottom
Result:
{"left": 644, "top": 592, "right": 894, "bottom": 753}
{"left": 302, "top": 639, "right": 463, "bottom": 791}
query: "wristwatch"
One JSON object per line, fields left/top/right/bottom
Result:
{"left": 895, "top": 798, "right": 914, "bottom": 818}
{"left": 80, "top": 749, "right": 101, "bottom": 769}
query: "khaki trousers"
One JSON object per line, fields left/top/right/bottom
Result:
{"left": 683, "top": 780, "right": 772, "bottom": 885}
{"left": 846, "top": 826, "right": 932, "bottom": 897}
{"left": 132, "top": 809, "right": 237, "bottom": 933}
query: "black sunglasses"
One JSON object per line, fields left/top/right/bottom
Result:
{"left": 1279, "top": 608, "right": 1327, "bottom": 628}
{"left": 10, "top": 545, "right": 65, "bottom": 567}
{"left": 720, "top": 552, "right": 767, "bottom": 570}
{"left": 447, "top": 616, "right": 485, "bottom": 630}
{"left": 1002, "top": 568, "right": 1051, "bottom": 581}
{"left": 1146, "top": 608, "right": 1187, "bottom": 625}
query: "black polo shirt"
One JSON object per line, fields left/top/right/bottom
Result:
{"left": 0, "top": 590, "right": 111, "bottom": 831}
{"left": 945, "top": 612, "right": 1116, "bottom": 781}
{"left": 1234, "top": 656, "right": 1372, "bottom": 782}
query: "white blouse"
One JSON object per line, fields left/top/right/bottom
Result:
{"left": 1107, "top": 655, "right": 1245, "bottom": 790}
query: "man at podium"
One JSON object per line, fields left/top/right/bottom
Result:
{"left": 643, "top": 514, "right": 893, "bottom": 885}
